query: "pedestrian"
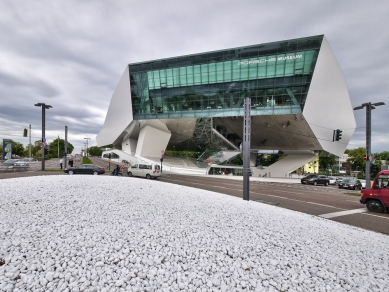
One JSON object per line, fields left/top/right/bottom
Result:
{"left": 69, "top": 157, "right": 73, "bottom": 167}
{"left": 60, "top": 158, "right": 63, "bottom": 169}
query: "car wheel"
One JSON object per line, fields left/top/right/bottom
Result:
{"left": 69, "top": 170, "right": 74, "bottom": 175}
{"left": 324, "top": 182, "right": 329, "bottom": 186}
{"left": 127, "top": 172, "right": 133, "bottom": 177}
{"left": 146, "top": 174, "right": 151, "bottom": 179}
{"left": 93, "top": 171, "right": 98, "bottom": 175}
{"left": 366, "top": 200, "right": 384, "bottom": 213}
{"left": 313, "top": 181, "right": 317, "bottom": 186}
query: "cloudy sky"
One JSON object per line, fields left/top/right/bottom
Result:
{"left": 1, "top": 0, "right": 388, "bottom": 154}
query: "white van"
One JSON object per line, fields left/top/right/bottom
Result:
{"left": 127, "top": 163, "right": 161, "bottom": 179}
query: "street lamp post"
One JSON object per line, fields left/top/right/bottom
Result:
{"left": 354, "top": 101, "right": 385, "bottom": 187}
{"left": 35, "top": 103, "right": 52, "bottom": 171}
{"left": 84, "top": 138, "right": 90, "bottom": 157}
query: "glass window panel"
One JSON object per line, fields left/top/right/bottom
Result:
{"left": 209, "top": 63, "right": 216, "bottom": 73}
{"left": 194, "top": 74, "right": 201, "bottom": 84}
{"left": 240, "top": 65, "right": 248, "bottom": 80}
{"left": 232, "top": 68, "right": 240, "bottom": 80}
{"left": 266, "top": 62, "right": 275, "bottom": 77}
{"left": 216, "top": 62, "right": 224, "bottom": 72}
{"left": 193, "top": 65, "right": 201, "bottom": 74}
{"left": 209, "top": 69, "right": 216, "bottom": 83}
{"left": 187, "top": 73, "right": 194, "bottom": 85}
{"left": 201, "top": 64, "right": 208, "bottom": 74}
{"left": 216, "top": 70, "right": 223, "bottom": 82}
{"left": 179, "top": 67, "right": 186, "bottom": 76}
{"left": 249, "top": 61, "right": 258, "bottom": 79}
{"left": 224, "top": 70, "right": 232, "bottom": 82}
{"left": 285, "top": 60, "right": 295, "bottom": 76}
{"left": 180, "top": 74, "right": 187, "bottom": 86}
{"left": 276, "top": 63, "right": 285, "bottom": 77}
{"left": 167, "top": 77, "right": 173, "bottom": 87}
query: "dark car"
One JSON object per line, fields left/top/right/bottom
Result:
{"left": 301, "top": 174, "right": 330, "bottom": 186}
{"left": 64, "top": 164, "right": 105, "bottom": 175}
{"left": 338, "top": 178, "right": 362, "bottom": 190}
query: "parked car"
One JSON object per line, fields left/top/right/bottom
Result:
{"left": 338, "top": 178, "right": 362, "bottom": 190}
{"left": 335, "top": 177, "right": 344, "bottom": 185}
{"left": 127, "top": 163, "right": 161, "bottom": 179}
{"left": 360, "top": 170, "right": 389, "bottom": 213}
{"left": 2, "top": 159, "right": 21, "bottom": 165}
{"left": 64, "top": 164, "right": 105, "bottom": 175}
{"left": 359, "top": 179, "right": 366, "bottom": 189}
{"left": 301, "top": 174, "right": 330, "bottom": 186}
{"left": 328, "top": 177, "right": 337, "bottom": 185}
{"left": 14, "top": 158, "right": 39, "bottom": 166}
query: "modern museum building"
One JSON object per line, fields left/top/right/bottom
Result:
{"left": 96, "top": 35, "right": 356, "bottom": 176}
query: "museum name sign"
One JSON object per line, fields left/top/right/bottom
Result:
{"left": 238, "top": 54, "right": 303, "bottom": 66}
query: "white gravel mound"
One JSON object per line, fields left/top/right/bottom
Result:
{"left": 0, "top": 175, "right": 388, "bottom": 291}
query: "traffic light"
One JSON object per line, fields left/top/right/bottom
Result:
{"left": 23, "top": 128, "right": 28, "bottom": 137}
{"left": 335, "top": 129, "right": 342, "bottom": 141}
{"left": 370, "top": 163, "right": 378, "bottom": 173}
{"left": 44, "top": 145, "right": 50, "bottom": 156}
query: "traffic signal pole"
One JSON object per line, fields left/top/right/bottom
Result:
{"left": 365, "top": 104, "right": 372, "bottom": 188}
{"left": 354, "top": 101, "right": 385, "bottom": 188}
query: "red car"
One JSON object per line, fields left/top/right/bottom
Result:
{"left": 360, "top": 170, "right": 389, "bottom": 213}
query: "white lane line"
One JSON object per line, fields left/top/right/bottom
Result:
{"left": 319, "top": 208, "right": 367, "bottom": 219}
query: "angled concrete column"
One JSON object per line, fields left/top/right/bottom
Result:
{"left": 136, "top": 125, "right": 171, "bottom": 158}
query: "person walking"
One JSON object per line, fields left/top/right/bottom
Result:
{"left": 60, "top": 158, "right": 63, "bottom": 169}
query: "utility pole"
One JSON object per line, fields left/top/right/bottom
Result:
{"left": 84, "top": 138, "right": 90, "bottom": 157}
{"left": 64, "top": 126, "right": 68, "bottom": 169}
{"left": 34, "top": 103, "right": 52, "bottom": 170}
{"left": 243, "top": 97, "right": 251, "bottom": 201}
{"left": 29, "top": 124, "right": 31, "bottom": 158}
{"left": 354, "top": 102, "right": 385, "bottom": 187}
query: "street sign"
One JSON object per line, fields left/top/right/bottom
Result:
{"left": 364, "top": 154, "right": 367, "bottom": 161}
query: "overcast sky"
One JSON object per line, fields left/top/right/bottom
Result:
{"left": 1, "top": 0, "right": 388, "bottom": 155}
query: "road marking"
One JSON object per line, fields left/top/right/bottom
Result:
{"left": 319, "top": 208, "right": 367, "bottom": 219}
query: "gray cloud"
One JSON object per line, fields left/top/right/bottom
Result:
{"left": 1, "top": 0, "right": 388, "bottom": 154}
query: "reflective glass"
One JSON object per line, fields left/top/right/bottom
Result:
{"left": 129, "top": 35, "right": 322, "bottom": 119}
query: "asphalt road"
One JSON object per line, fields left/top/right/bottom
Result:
{"left": 156, "top": 172, "right": 389, "bottom": 235}
{"left": 1, "top": 158, "right": 388, "bottom": 235}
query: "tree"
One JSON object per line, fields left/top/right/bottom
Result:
{"left": 318, "top": 151, "right": 336, "bottom": 172}
{"left": 48, "top": 139, "right": 74, "bottom": 157}
{"left": 88, "top": 146, "right": 103, "bottom": 157}
{"left": 346, "top": 147, "right": 366, "bottom": 172}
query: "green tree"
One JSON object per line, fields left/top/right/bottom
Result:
{"left": 318, "top": 151, "right": 336, "bottom": 172}
{"left": 346, "top": 147, "right": 366, "bottom": 172}
{"left": 88, "top": 146, "right": 103, "bottom": 157}
{"left": 12, "top": 141, "right": 25, "bottom": 157}
{"left": 48, "top": 139, "right": 74, "bottom": 157}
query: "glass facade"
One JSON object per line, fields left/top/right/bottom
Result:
{"left": 129, "top": 35, "right": 322, "bottom": 120}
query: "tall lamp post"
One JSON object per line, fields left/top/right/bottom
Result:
{"left": 354, "top": 101, "right": 385, "bottom": 187}
{"left": 84, "top": 138, "right": 90, "bottom": 157}
{"left": 34, "top": 103, "right": 52, "bottom": 171}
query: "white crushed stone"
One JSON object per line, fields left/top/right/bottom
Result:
{"left": 0, "top": 175, "right": 388, "bottom": 292}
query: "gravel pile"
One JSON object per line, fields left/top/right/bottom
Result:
{"left": 0, "top": 175, "right": 388, "bottom": 291}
